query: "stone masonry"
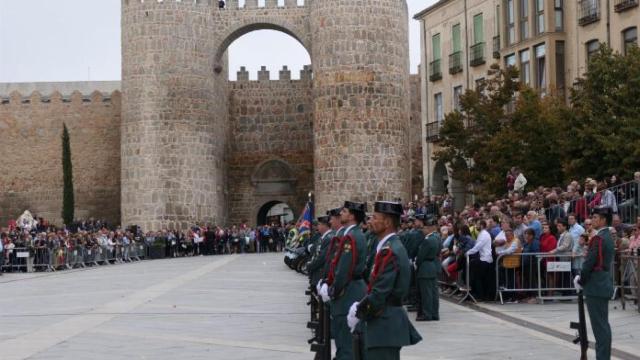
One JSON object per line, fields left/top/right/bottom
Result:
{"left": 0, "top": 87, "right": 121, "bottom": 226}
{"left": 0, "top": 0, "right": 421, "bottom": 230}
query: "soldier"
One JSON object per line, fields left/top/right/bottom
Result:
{"left": 574, "top": 207, "right": 615, "bottom": 360}
{"left": 321, "top": 201, "right": 368, "bottom": 360}
{"left": 348, "top": 201, "right": 422, "bottom": 359}
{"left": 415, "top": 215, "right": 442, "bottom": 321}
{"left": 403, "top": 216, "right": 423, "bottom": 313}
{"left": 363, "top": 215, "right": 378, "bottom": 281}
{"left": 308, "top": 216, "right": 335, "bottom": 290}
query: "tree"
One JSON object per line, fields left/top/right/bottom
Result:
{"left": 563, "top": 45, "right": 640, "bottom": 181}
{"left": 434, "top": 64, "right": 566, "bottom": 200}
{"left": 62, "top": 123, "right": 75, "bottom": 226}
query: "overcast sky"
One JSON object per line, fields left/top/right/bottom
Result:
{"left": 0, "top": 0, "right": 435, "bottom": 82}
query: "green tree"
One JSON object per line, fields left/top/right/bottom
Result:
{"left": 434, "top": 64, "right": 566, "bottom": 200}
{"left": 62, "top": 123, "right": 75, "bottom": 226}
{"left": 563, "top": 45, "right": 640, "bottom": 181}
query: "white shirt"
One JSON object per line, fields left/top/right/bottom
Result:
{"left": 467, "top": 229, "right": 493, "bottom": 263}
{"left": 376, "top": 232, "right": 397, "bottom": 254}
{"left": 321, "top": 229, "right": 332, "bottom": 240}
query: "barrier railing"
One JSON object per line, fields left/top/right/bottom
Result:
{"left": 1, "top": 243, "right": 149, "bottom": 274}
{"left": 619, "top": 254, "right": 640, "bottom": 312}
{"left": 438, "top": 254, "right": 477, "bottom": 304}
{"left": 558, "top": 180, "right": 639, "bottom": 224}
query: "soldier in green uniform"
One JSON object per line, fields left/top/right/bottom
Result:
{"left": 403, "top": 217, "right": 424, "bottom": 313}
{"left": 364, "top": 215, "right": 378, "bottom": 281}
{"left": 348, "top": 201, "right": 422, "bottom": 359}
{"left": 308, "top": 216, "right": 335, "bottom": 289}
{"left": 574, "top": 207, "right": 615, "bottom": 360}
{"left": 415, "top": 215, "right": 442, "bottom": 321}
{"left": 325, "top": 201, "right": 368, "bottom": 360}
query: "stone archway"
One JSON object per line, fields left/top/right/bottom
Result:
{"left": 256, "top": 200, "right": 295, "bottom": 226}
{"left": 432, "top": 160, "right": 449, "bottom": 196}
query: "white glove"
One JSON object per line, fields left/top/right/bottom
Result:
{"left": 574, "top": 275, "right": 583, "bottom": 292}
{"left": 316, "top": 279, "right": 324, "bottom": 294}
{"left": 319, "top": 283, "right": 331, "bottom": 303}
{"left": 347, "top": 302, "right": 360, "bottom": 333}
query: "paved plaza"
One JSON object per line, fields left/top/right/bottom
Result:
{"left": 1, "top": 254, "right": 638, "bottom": 360}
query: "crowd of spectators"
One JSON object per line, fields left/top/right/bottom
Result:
{"left": 1, "top": 214, "right": 291, "bottom": 274}
{"left": 397, "top": 172, "right": 640, "bottom": 303}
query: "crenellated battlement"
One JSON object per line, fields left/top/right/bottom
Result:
{"left": 231, "top": 65, "right": 312, "bottom": 83}
{"left": 0, "top": 90, "right": 121, "bottom": 106}
{"left": 123, "top": 0, "right": 306, "bottom": 10}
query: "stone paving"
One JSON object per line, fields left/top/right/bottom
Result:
{"left": 0, "top": 254, "right": 637, "bottom": 359}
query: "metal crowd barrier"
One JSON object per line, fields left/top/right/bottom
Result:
{"left": 438, "top": 254, "right": 476, "bottom": 304}
{"left": 619, "top": 254, "right": 640, "bottom": 312}
{"left": 1, "top": 243, "right": 148, "bottom": 274}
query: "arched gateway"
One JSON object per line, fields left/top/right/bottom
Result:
{"left": 121, "top": 0, "right": 412, "bottom": 230}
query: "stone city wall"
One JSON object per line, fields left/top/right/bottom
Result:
{"left": 0, "top": 87, "right": 122, "bottom": 227}
{"left": 227, "top": 66, "right": 314, "bottom": 225}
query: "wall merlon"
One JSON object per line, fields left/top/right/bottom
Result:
{"left": 124, "top": 0, "right": 306, "bottom": 9}
{"left": 257, "top": 66, "right": 270, "bottom": 81}
{"left": 231, "top": 65, "right": 313, "bottom": 82}
{"left": 0, "top": 89, "right": 121, "bottom": 106}
{"left": 279, "top": 65, "right": 291, "bottom": 80}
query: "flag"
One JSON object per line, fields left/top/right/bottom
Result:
{"left": 296, "top": 201, "right": 314, "bottom": 236}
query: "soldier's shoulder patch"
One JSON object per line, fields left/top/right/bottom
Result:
{"left": 343, "top": 242, "right": 352, "bottom": 252}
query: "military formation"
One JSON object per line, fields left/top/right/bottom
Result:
{"left": 301, "top": 200, "right": 444, "bottom": 360}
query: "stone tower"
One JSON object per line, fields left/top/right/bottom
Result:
{"left": 309, "top": 0, "right": 412, "bottom": 213}
{"left": 120, "top": 0, "right": 411, "bottom": 230}
{"left": 121, "top": 1, "right": 227, "bottom": 231}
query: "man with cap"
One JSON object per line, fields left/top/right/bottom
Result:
{"left": 402, "top": 215, "right": 424, "bottom": 313}
{"left": 348, "top": 201, "right": 422, "bottom": 359}
{"left": 324, "top": 201, "right": 369, "bottom": 360}
{"left": 363, "top": 214, "right": 378, "bottom": 281}
{"left": 415, "top": 215, "right": 442, "bottom": 321}
{"left": 574, "top": 207, "right": 615, "bottom": 360}
{"left": 320, "top": 207, "right": 344, "bottom": 288}
{"left": 308, "top": 215, "right": 335, "bottom": 290}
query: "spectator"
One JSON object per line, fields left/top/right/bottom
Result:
{"left": 568, "top": 214, "right": 585, "bottom": 240}
{"left": 467, "top": 220, "right": 494, "bottom": 301}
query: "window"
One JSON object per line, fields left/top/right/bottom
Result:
{"left": 623, "top": 27, "right": 638, "bottom": 55}
{"left": 452, "top": 24, "right": 462, "bottom": 53}
{"left": 536, "top": 0, "right": 545, "bottom": 34}
{"left": 505, "top": 53, "right": 516, "bottom": 67}
{"left": 520, "top": 49, "right": 531, "bottom": 85}
{"left": 520, "top": 0, "right": 529, "bottom": 40}
{"left": 432, "top": 33, "right": 441, "bottom": 61}
{"left": 507, "top": 0, "right": 516, "bottom": 45}
{"left": 555, "top": 0, "right": 563, "bottom": 31}
{"left": 453, "top": 86, "right": 463, "bottom": 111}
{"left": 556, "top": 41, "right": 565, "bottom": 94}
{"left": 474, "top": 13, "right": 484, "bottom": 44}
{"left": 535, "top": 43, "right": 546, "bottom": 92}
{"left": 586, "top": 39, "right": 600, "bottom": 64}
{"left": 434, "top": 93, "right": 444, "bottom": 122}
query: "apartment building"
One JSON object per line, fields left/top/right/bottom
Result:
{"left": 414, "top": 0, "right": 638, "bottom": 205}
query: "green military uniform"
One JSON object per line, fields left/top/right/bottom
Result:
{"left": 415, "top": 231, "right": 442, "bottom": 321}
{"left": 579, "top": 226, "right": 614, "bottom": 360}
{"left": 329, "top": 223, "right": 368, "bottom": 360}
{"left": 364, "top": 230, "right": 378, "bottom": 281}
{"left": 308, "top": 229, "right": 335, "bottom": 287}
{"left": 322, "top": 226, "right": 345, "bottom": 279}
{"left": 358, "top": 233, "right": 422, "bottom": 359}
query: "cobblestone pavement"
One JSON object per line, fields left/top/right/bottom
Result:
{"left": 0, "top": 254, "right": 634, "bottom": 359}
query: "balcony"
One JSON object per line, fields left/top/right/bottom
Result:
{"left": 615, "top": 0, "right": 638, "bottom": 11}
{"left": 470, "top": 42, "right": 486, "bottom": 67}
{"left": 578, "top": 0, "right": 600, "bottom": 26}
{"left": 449, "top": 52, "right": 463, "bottom": 74}
{"left": 429, "top": 59, "right": 442, "bottom": 82}
{"left": 492, "top": 36, "right": 501, "bottom": 59}
{"left": 425, "top": 121, "right": 442, "bottom": 142}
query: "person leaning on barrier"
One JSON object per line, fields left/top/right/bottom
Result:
{"left": 574, "top": 207, "right": 615, "bottom": 360}
{"left": 415, "top": 215, "right": 442, "bottom": 321}
{"left": 348, "top": 201, "right": 422, "bottom": 359}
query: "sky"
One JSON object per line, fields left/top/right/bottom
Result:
{"left": 0, "top": 0, "right": 436, "bottom": 82}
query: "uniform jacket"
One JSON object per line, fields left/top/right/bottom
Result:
{"left": 329, "top": 225, "right": 368, "bottom": 316}
{"left": 580, "top": 227, "right": 615, "bottom": 299}
{"left": 416, "top": 232, "right": 442, "bottom": 279}
{"left": 359, "top": 234, "right": 422, "bottom": 348}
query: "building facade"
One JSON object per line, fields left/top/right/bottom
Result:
{"left": 415, "top": 0, "right": 639, "bottom": 208}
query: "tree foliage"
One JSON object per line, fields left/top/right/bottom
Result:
{"left": 562, "top": 45, "right": 640, "bottom": 180}
{"left": 434, "top": 64, "right": 566, "bottom": 200}
{"left": 62, "top": 123, "right": 75, "bottom": 226}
